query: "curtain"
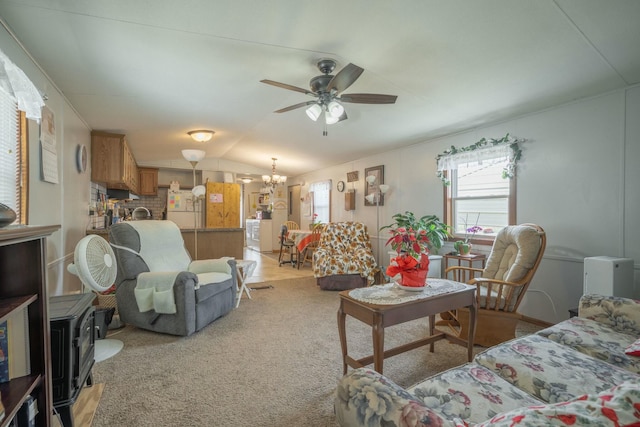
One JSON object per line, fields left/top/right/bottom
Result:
{"left": 437, "top": 144, "right": 512, "bottom": 172}
{"left": 0, "top": 49, "right": 44, "bottom": 122}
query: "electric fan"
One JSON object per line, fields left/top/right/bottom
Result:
{"left": 67, "top": 235, "right": 124, "bottom": 362}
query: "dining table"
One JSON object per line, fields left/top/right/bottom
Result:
{"left": 286, "top": 229, "right": 320, "bottom": 253}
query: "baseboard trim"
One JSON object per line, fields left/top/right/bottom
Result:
{"left": 520, "top": 314, "right": 554, "bottom": 327}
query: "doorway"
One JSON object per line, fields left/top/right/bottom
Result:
{"left": 288, "top": 184, "right": 301, "bottom": 225}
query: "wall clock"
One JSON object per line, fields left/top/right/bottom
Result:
{"left": 76, "top": 144, "right": 88, "bottom": 173}
{"left": 337, "top": 180, "right": 345, "bottom": 192}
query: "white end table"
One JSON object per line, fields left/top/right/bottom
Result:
{"left": 236, "top": 259, "right": 257, "bottom": 308}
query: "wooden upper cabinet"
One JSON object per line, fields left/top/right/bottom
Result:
{"left": 138, "top": 167, "right": 159, "bottom": 196}
{"left": 91, "top": 130, "right": 139, "bottom": 193}
{"left": 205, "top": 182, "right": 240, "bottom": 228}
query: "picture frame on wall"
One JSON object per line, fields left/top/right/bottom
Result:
{"left": 364, "top": 165, "right": 384, "bottom": 206}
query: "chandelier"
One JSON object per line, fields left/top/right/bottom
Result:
{"left": 262, "top": 157, "right": 287, "bottom": 191}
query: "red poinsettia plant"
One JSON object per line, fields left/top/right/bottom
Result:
{"left": 384, "top": 226, "right": 430, "bottom": 287}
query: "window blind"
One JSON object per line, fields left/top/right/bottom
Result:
{"left": 0, "top": 87, "right": 19, "bottom": 213}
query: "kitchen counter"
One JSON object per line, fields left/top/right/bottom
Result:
{"left": 87, "top": 224, "right": 244, "bottom": 260}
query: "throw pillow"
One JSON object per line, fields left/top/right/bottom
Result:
{"left": 625, "top": 337, "right": 640, "bottom": 356}
{"left": 474, "top": 379, "right": 640, "bottom": 426}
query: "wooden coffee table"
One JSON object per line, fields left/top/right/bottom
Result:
{"left": 337, "top": 281, "right": 477, "bottom": 374}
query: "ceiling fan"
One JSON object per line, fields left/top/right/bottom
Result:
{"left": 261, "top": 59, "right": 397, "bottom": 135}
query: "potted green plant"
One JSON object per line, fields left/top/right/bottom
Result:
{"left": 381, "top": 212, "right": 451, "bottom": 279}
{"left": 381, "top": 211, "right": 450, "bottom": 254}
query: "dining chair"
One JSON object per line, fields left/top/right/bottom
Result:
{"left": 284, "top": 220, "right": 300, "bottom": 231}
{"left": 297, "top": 224, "right": 324, "bottom": 269}
{"left": 278, "top": 224, "right": 297, "bottom": 267}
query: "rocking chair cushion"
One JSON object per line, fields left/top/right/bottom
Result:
{"left": 483, "top": 225, "right": 542, "bottom": 283}
{"left": 481, "top": 225, "right": 543, "bottom": 311}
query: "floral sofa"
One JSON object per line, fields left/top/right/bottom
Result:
{"left": 335, "top": 294, "right": 640, "bottom": 426}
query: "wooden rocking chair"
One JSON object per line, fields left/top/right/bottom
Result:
{"left": 442, "top": 223, "right": 546, "bottom": 347}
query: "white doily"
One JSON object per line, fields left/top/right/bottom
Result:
{"left": 348, "top": 279, "right": 468, "bottom": 305}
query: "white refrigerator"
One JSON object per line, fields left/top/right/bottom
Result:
{"left": 167, "top": 190, "right": 203, "bottom": 229}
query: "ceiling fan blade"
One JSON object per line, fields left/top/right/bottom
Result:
{"left": 326, "top": 63, "right": 364, "bottom": 94}
{"left": 274, "top": 101, "right": 315, "bottom": 113}
{"left": 260, "top": 79, "right": 314, "bottom": 95}
{"left": 339, "top": 93, "right": 398, "bottom": 104}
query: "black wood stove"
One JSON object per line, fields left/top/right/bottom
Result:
{"left": 50, "top": 293, "right": 96, "bottom": 427}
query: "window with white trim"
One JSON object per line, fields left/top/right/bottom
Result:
{"left": 438, "top": 135, "right": 524, "bottom": 242}
{"left": 446, "top": 159, "right": 515, "bottom": 240}
{"left": 309, "top": 180, "right": 331, "bottom": 224}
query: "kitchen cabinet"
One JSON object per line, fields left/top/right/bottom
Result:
{"left": 205, "top": 182, "right": 240, "bottom": 229}
{"left": 138, "top": 167, "right": 158, "bottom": 196}
{"left": 246, "top": 219, "right": 272, "bottom": 252}
{"left": 91, "top": 131, "right": 139, "bottom": 193}
{"left": 0, "top": 224, "right": 60, "bottom": 426}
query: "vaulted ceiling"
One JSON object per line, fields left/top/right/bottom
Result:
{"left": 1, "top": 0, "right": 639, "bottom": 177}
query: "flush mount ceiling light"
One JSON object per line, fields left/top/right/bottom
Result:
{"left": 240, "top": 177, "right": 253, "bottom": 184}
{"left": 187, "top": 130, "right": 215, "bottom": 142}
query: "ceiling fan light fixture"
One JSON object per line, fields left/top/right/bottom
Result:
{"left": 305, "top": 104, "right": 322, "bottom": 121}
{"left": 327, "top": 100, "right": 344, "bottom": 117}
{"left": 325, "top": 112, "right": 340, "bottom": 125}
{"left": 187, "top": 130, "right": 215, "bottom": 142}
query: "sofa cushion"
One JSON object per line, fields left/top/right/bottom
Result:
{"left": 474, "top": 378, "right": 640, "bottom": 427}
{"left": 407, "top": 363, "right": 543, "bottom": 424}
{"left": 474, "top": 334, "right": 638, "bottom": 404}
{"left": 537, "top": 317, "right": 640, "bottom": 374}
{"left": 579, "top": 294, "right": 640, "bottom": 336}
{"left": 626, "top": 338, "right": 640, "bottom": 357}
{"left": 334, "top": 368, "right": 462, "bottom": 427}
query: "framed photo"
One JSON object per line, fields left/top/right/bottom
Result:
{"left": 364, "top": 165, "right": 384, "bottom": 206}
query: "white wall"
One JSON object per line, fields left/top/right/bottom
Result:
{"left": 1, "top": 26, "right": 91, "bottom": 295}
{"left": 292, "top": 87, "right": 640, "bottom": 324}
{"left": 4, "top": 23, "right": 639, "bottom": 316}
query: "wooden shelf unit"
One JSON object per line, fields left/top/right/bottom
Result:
{"left": 0, "top": 224, "right": 60, "bottom": 426}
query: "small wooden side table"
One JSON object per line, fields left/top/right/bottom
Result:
{"left": 337, "top": 281, "right": 477, "bottom": 375}
{"left": 444, "top": 253, "right": 487, "bottom": 281}
{"left": 444, "top": 253, "right": 487, "bottom": 269}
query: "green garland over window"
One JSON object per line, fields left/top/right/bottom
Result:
{"left": 435, "top": 133, "right": 525, "bottom": 185}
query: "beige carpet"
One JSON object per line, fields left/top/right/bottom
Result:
{"left": 91, "top": 277, "right": 539, "bottom": 426}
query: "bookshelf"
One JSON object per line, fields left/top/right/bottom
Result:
{"left": 0, "top": 225, "right": 59, "bottom": 426}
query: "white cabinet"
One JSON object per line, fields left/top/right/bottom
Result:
{"left": 246, "top": 219, "right": 273, "bottom": 252}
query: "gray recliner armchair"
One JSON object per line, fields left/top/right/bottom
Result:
{"left": 109, "top": 220, "right": 237, "bottom": 336}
